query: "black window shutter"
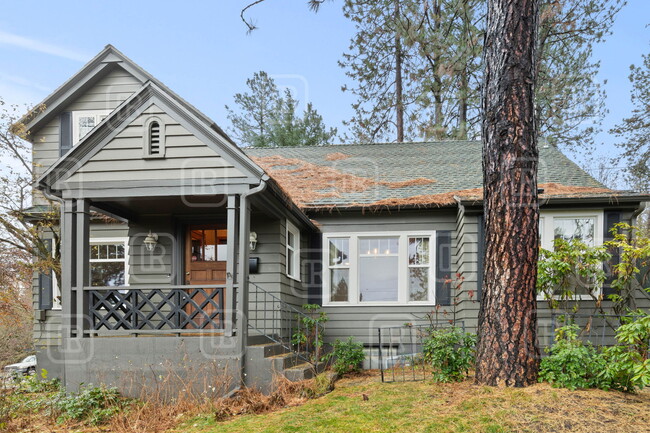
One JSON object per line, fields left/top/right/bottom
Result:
{"left": 59, "top": 112, "right": 73, "bottom": 157}
{"left": 307, "top": 233, "right": 323, "bottom": 306}
{"left": 39, "top": 239, "right": 54, "bottom": 310}
{"left": 603, "top": 211, "right": 622, "bottom": 297}
{"left": 436, "top": 231, "right": 452, "bottom": 306}
{"left": 477, "top": 215, "right": 485, "bottom": 301}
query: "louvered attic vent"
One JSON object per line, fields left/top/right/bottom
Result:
{"left": 149, "top": 121, "right": 161, "bottom": 155}
{"left": 143, "top": 117, "right": 165, "bottom": 158}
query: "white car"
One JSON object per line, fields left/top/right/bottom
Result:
{"left": 3, "top": 355, "right": 37, "bottom": 375}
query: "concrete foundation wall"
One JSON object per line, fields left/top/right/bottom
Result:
{"left": 56, "top": 336, "right": 241, "bottom": 398}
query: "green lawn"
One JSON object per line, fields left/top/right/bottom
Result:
{"left": 176, "top": 372, "right": 650, "bottom": 433}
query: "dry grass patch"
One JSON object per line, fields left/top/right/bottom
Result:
{"left": 179, "top": 371, "right": 650, "bottom": 433}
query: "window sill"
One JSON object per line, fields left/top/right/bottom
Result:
{"left": 323, "top": 301, "right": 438, "bottom": 307}
{"left": 286, "top": 274, "right": 301, "bottom": 283}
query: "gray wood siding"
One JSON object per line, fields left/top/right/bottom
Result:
{"left": 127, "top": 217, "right": 175, "bottom": 286}
{"left": 33, "top": 222, "right": 129, "bottom": 347}
{"left": 454, "top": 207, "right": 481, "bottom": 332}
{"left": 455, "top": 207, "right": 650, "bottom": 337}
{"left": 32, "top": 67, "right": 143, "bottom": 204}
{"left": 65, "top": 104, "right": 246, "bottom": 185}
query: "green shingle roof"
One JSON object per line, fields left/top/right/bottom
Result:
{"left": 244, "top": 141, "right": 626, "bottom": 209}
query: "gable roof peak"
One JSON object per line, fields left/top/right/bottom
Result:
{"left": 17, "top": 45, "right": 154, "bottom": 137}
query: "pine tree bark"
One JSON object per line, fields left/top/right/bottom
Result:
{"left": 475, "top": 0, "right": 541, "bottom": 387}
{"left": 394, "top": 0, "right": 404, "bottom": 142}
{"left": 458, "top": 68, "right": 468, "bottom": 140}
{"left": 432, "top": 0, "right": 444, "bottom": 139}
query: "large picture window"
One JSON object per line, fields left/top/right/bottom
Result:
{"left": 359, "top": 237, "right": 399, "bottom": 302}
{"left": 90, "top": 238, "right": 129, "bottom": 287}
{"left": 323, "top": 231, "right": 435, "bottom": 305}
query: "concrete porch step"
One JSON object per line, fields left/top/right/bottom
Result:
{"left": 268, "top": 351, "right": 305, "bottom": 371}
{"left": 245, "top": 341, "right": 328, "bottom": 393}
{"left": 283, "top": 361, "right": 327, "bottom": 382}
{"left": 246, "top": 341, "right": 291, "bottom": 358}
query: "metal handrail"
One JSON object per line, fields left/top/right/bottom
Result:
{"left": 248, "top": 281, "right": 323, "bottom": 366}
{"left": 83, "top": 284, "right": 232, "bottom": 291}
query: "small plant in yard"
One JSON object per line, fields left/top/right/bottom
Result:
{"left": 53, "top": 384, "right": 126, "bottom": 425}
{"left": 541, "top": 314, "right": 650, "bottom": 393}
{"left": 292, "top": 304, "right": 328, "bottom": 363}
{"left": 16, "top": 369, "right": 60, "bottom": 393}
{"left": 423, "top": 326, "right": 477, "bottom": 382}
{"left": 598, "top": 313, "right": 650, "bottom": 392}
{"left": 327, "top": 337, "right": 365, "bottom": 376}
{"left": 539, "top": 324, "right": 606, "bottom": 390}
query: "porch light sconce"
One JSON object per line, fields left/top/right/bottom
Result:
{"left": 249, "top": 232, "right": 258, "bottom": 251}
{"left": 143, "top": 231, "right": 159, "bottom": 252}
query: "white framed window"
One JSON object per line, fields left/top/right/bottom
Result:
{"left": 90, "top": 238, "right": 129, "bottom": 287}
{"left": 323, "top": 231, "right": 436, "bottom": 306}
{"left": 286, "top": 220, "right": 301, "bottom": 281}
{"left": 72, "top": 110, "right": 111, "bottom": 145}
{"left": 538, "top": 210, "right": 604, "bottom": 299}
{"left": 539, "top": 210, "right": 603, "bottom": 250}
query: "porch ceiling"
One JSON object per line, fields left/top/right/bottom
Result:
{"left": 92, "top": 194, "right": 229, "bottom": 219}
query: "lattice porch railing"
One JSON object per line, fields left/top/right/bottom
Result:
{"left": 87, "top": 285, "right": 227, "bottom": 333}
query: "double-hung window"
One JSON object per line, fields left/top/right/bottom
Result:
{"left": 90, "top": 238, "right": 129, "bottom": 287}
{"left": 72, "top": 110, "right": 111, "bottom": 145}
{"left": 323, "top": 231, "right": 436, "bottom": 305}
{"left": 286, "top": 220, "right": 301, "bottom": 281}
{"left": 539, "top": 210, "right": 603, "bottom": 298}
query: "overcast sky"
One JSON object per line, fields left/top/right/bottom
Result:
{"left": 0, "top": 0, "right": 648, "bottom": 179}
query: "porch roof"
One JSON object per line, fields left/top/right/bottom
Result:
{"left": 245, "top": 142, "right": 649, "bottom": 210}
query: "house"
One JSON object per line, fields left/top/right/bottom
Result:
{"left": 22, "top": 46, "right": 650, "bottom": 395}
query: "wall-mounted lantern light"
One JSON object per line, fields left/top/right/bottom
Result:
{"left": 143, "top": 231, "right": 158, "bottom": 252}
{"left": 249, "top": 232, "right": 258, "bottom": 251}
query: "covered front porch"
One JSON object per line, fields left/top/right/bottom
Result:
{"left": 60, "top": 191, "right": 255, "bottom": 341}
{"left": 48, "top": 180, "right": 318, "bottom": 393}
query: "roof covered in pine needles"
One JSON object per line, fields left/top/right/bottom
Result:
{"left": 244, "top": 141, "right": 641, "bottom": 210}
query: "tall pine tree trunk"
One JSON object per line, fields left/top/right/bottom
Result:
{"left": 394, "top": 0, "right": 404, "bottom": 142}
{"left": 458, "top": 68, "right": 468, "bottom": 139}
{"left": 457, "top": 0, "right": 470, "bottom": 140}
{"left": 475, "top": 0, "right": 541, "bottom": 387}
{"left": 432, "top": 0, "right": 444, "bottom": 139}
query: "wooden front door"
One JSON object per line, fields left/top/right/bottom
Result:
{"left": 184, "top": 224, "right": 227, "bottom": 329}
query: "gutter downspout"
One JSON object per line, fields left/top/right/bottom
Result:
{"left": 631, "top": 201, "right": 646, "bottom": 226}
{"left": 236, "top": 175, "right": 268, "bottom": 389}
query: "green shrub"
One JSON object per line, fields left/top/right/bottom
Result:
{"left": 423, "top": 326, "right": 477, "bottom": 382}
{"left": 17, "top": 369, "right": 60, "bottom": 394}
{"left": 329, "top": 337, "right": 365, "bottom": 376}
{"left": 598, "top": 314, "right": 650, "bottom": 392}
{"left": 540, "top": 315, "right": 650, "bottom": 393}
{"left": 292, "top": 304, "right": 328, "bottom": 363}
{"left": 53, "top": 384, "right": 124, "bottom": 425}
{"left": 539, "top": 324, "right": 606, "bottom": 390}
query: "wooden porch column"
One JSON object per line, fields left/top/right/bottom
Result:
{"left": 61, "top": 199, "right": 76, "bottom": 339}
{"left": 236, "top": 194, "right": 251, "bottom": 351}
{"left": 225, "top": 194, "right": 239, "bottom": 337}
{"left": 74, "top": 199, "right": 90, "bottom": 338}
